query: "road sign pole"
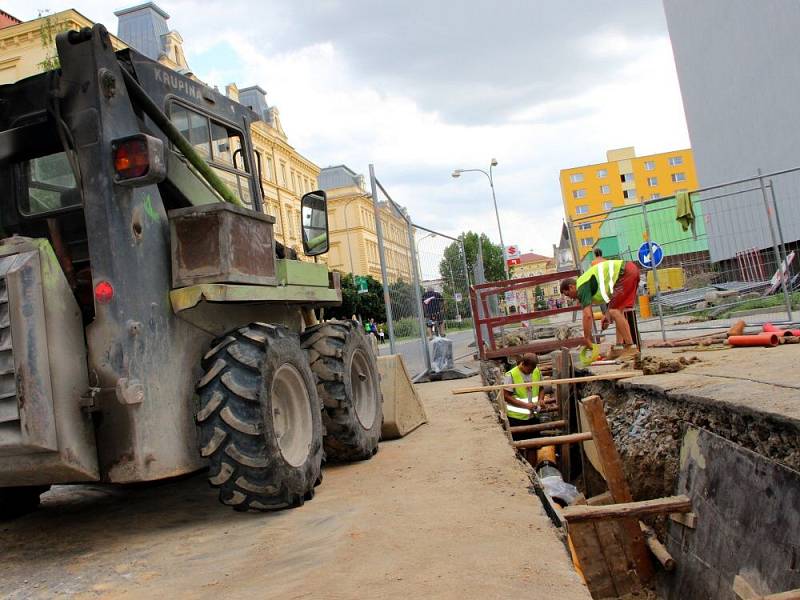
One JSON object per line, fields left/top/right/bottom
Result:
{"left": 641, "top": 200, "right": 667, "bottom": 342}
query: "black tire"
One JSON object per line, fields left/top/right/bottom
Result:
{"left": 0, "top": 485, "right": 49, "bottom": 520}
{"left": 301, "top": 319, "right": 383, "bottom": 461}
{"left": 196, "top": 323, "right": 323, "bottom": 511}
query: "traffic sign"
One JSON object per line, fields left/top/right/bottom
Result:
{"left": 355, "top": 275, "right": 369, "bottom": 294}
{"left": 637, "top": 241, "right": 664, "bottom": 268}
{"left": 454, "top": 292, "right": 463, "bottom": 302}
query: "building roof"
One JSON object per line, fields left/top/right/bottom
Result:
{"left": 0, "top": 9, "right": 21, "bottom": 28}
{"left": 318, "top": 165, "right": 363, "bottom": 191}
{"left": 519, "top": 252, "right": 553, "bottom": 264}
{"left": 115, "top": 2, "right": 170, "bottom": 61}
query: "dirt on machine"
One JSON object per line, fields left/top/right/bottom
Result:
{"left": 0, "top": 23, "right": 416, "bottom": 517}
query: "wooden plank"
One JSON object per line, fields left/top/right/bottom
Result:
{"left": 760, "top": 590, "right": 800, "bottom": 600}
{"left": 513, "top": 431, "right": 592, "bottom": 450}
{"left": 669, "top": 511, "right": 697, "bottom": 529}
{"left": 568, "top": 521, "right": 618, "bottom": 599}
{"left": 562, "top": 495, "right": 693, "bottom": 523}
{"left": 586, "top": 491, "right": 614, "bottom": 506}
{"left": 580, "top": 394, "right": 655, "bottom": 583}
{"left": 734, "top": 574, "right": 759, "bottom": 599}
{"left": 593, "top": 519, "right": 640, "bottom": 596}
{"left": 450, "top": 371, "right": 639, "bottom": 395}
{"left": 508, "top": 419, "right": 566, "bottom": 434}
{"left": 556, "top": 347, "right": 573, "bottom": 481}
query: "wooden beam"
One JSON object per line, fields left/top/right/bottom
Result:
{"left": 759, "top": 589, "right": 800, "bottom": 600}
{"left": 670, "top": 511, "right": 697, "bottom": 529}
{"left": 586, "top": 491, "right": 614, "bottom": 506}
{"left": 580, "top": 394, "right": 655, "bottom": 582}
{"left": 640, "top": 521, "right": 675, "bottom": 571}
{"left": 561, "top": 495, "right": 692, "bottom": 523}
{"left": 513, "top": 431, "right": 592, "bottom": 450}
{"left": 509, "top": 419, "right": 566, "bottom": 434}
{"left": 450, "top": 371, "right": 639, "bottom": 395}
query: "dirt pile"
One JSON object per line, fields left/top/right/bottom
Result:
{"left": 634, "top": 355, "right": 701, "bottom": 375}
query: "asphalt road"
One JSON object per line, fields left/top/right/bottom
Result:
{"left": 378, "top": 329, "right": 475, "bottom": 377}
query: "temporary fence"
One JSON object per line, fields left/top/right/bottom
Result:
{"left": 368, "top": 164, "right": 475, "bottom": 378}
{"left": 568, "top": 166, "right": 800, "bottom": 340}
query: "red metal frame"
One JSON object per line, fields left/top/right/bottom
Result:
{"left": 470, "top": 269, "right": 586, "bottom": 361}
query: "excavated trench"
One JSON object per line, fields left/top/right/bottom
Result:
{"left": 578, "top": 379, "right": 800, "bottom": 501}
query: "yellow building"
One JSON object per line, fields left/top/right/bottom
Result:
{"left": 511, "top": 252, "right": 558, "bottom": 309}
{"left": 225, "top": 85, "right": 320, "bottom": 256}
{"left": 0, "top": 9, "right": 126, "bottom": 84}
{"left": 319, "top": 165, "right": 413, "bottom": 284}
{"left": 559, "top": 146, "right": 698, "bottom": 252}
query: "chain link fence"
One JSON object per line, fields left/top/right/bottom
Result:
{"left": 567, "top": 166, "right": 800, "bottom": 341}
{"left": 367, "top": 165, "right": 475, "bottom": 378}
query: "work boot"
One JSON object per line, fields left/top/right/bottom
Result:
{"left": 617, "top": 345, "right": 640, "bottom": 359}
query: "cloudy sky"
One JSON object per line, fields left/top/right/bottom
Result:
{"left": 6, "top": 1, "right": 690, "bottom": 255}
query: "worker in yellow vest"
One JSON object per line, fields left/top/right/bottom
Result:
{"left": 560, "top": 259, "right": 640, "bottom": 356}
{"left": 503, "top": 353, "right": 544, "bottom": 425}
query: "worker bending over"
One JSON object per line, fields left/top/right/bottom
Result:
{"left": 503, "top": 353, "right": 544, "bottom": 425}
{"left": 560, "top": 259, "right": 640, "bottom": 356}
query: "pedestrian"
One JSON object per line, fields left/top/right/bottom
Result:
{"left": 368, "top": 318, "right": 378, "bottom": 340}
{"left": 502, "top": 353, "right": 544, "bottom": 426}
{"left": 377, "top": 324, "right": 385, "bottom": 344}
{"left": 559, "top": 259, "right": 641, "bottom": 357}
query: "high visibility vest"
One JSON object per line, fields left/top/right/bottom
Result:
{"left": 576, "top": 260, "right": 624, "bottom": 305}
{"left": 505, "top": 365, "right": 541, "bottom": 420}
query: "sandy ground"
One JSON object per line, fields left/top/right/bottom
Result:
{"left": 0, "top": 376, "right": 589, "bottom": 600}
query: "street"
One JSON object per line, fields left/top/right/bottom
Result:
{"left": 378, "top": 329, "right": 476, "bottom": 377}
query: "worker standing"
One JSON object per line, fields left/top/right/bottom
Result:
{"left": 502, "top": 353, "right": 544, "bottom": 425}
{"left": 560, "top": 259, "right": 640, "bottom": 357}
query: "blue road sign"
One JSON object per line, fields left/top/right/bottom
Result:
{"left": 637, "top": 241, "right": 664, "bottom": 268}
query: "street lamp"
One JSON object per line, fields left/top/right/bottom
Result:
{"left": 451, "top": 158, "right": 509, "bottom": 280}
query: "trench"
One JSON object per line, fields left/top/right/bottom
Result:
{"left": 482, "top": 358, "right": 800, "bottom": 599}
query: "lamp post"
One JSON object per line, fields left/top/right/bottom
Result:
{"left": 451, "top": 158, "right": 509, "bottom": 280}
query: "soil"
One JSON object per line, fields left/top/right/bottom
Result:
{"left": 0, "top": 375, "right": 589, "bottom": 600}
{"left": 580, "top": 346, "right": 800, "bottom": 501}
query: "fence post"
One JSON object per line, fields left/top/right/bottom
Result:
{"left": 641, "top": 200, "right": 667, "bottom": 342}
{"left": 459, "top": 240, "right": 478, "bottom": 348}
{"left": 768, "top": 180, "right": 792, "bottom": 279}
{"left": 566, "top": 218, "right": 581, "bottom": 324}
{"left": 758, "top": 169, "right": 793, "bottom": 321}
{"left": 368, "top": 164, "right": 396, "bottom": 354}
{"left": 408, "top": 223, "right": 433, "bottom": 374}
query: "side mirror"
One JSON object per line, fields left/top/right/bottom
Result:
{"left": 301, "top": 190, "right": 329, "bottom": 256}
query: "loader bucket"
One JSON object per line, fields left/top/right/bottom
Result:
{"left": 377, "top": 355, "right": 427, "bottom": 440}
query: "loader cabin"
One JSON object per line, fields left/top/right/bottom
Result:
{"left": 0, "top": 45, "right": 329, "bottom": 324}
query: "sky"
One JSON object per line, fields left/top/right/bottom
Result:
{"left": 6, "top": 1, "right": 691, "bottom": 256}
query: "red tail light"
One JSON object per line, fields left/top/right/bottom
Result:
{"left": 113, "top": 138, "right": 150, "bottom": 179}
{"left": 95, "top": 281, "right": 114, "bottom": 305}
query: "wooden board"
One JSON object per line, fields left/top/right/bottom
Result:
{"left": 660, "top": 427, "right": 800, "bottom": 600}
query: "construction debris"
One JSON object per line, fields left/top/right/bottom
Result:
{"left": 634, "top": 354, "right": 701, "bottom": 375}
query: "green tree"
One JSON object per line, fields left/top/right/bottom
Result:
{"left": 37, "top": 11, "right": 63, "bottom": 73}
{"left": 326, "top": 273, "right": 386, "bottom": 322}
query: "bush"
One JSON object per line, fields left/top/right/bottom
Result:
{"left": 392, "top": 317, "right": 419, "bottom": 338}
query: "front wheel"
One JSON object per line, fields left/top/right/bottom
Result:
{"left": 196, "top": 323, "right": 323, "bottom": 511}
{"left": 302, "top": 320, "right": 383, "bottom": 461}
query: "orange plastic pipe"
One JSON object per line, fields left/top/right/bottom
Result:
{"left": 763, "top": 323, "right": 800, "bottom": 336}
{"left": 728, "top": 333, "right": 780, "bottom": 347}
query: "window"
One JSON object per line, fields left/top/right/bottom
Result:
{"left": 578, "top": 223, "right": 592, "bottom": 231}
{"left": 596, "top": 168, "right": 608, "bottom": 178}
{"left": 280, "top": 162, "right": 287, "bottom": 187}
{"left": 602, "top": 201, "right": 613, "bottom": 211}
{"left": 170, "top": 103, "right": 254, "bottom": 208}
{"left": 569, "top": 173, "right": 584, "bottom": 183}
{"left": 600, "top": 184, "right": 610, "bottom": 195}
{"left": 18, "top": 152, "right": 80, "bottom": 215}
{"left": 644, "top": 160, "right": 656, "bottom": 171}
{"left": 581, "top": 237, "right": 595, "bottom": 247}
{"left": 572, "top": 189, "right": 586, "bottom": 199}
{"left": 623, "top": 189, "right": 637, "bottom": 200}
{"left": 575, "top": 205, "right": 589, "bottom": 214}
{"left": 621, "top": 173, "right": 634, "bottom": 183}
{"left": 650, "top": 193, "right": 661, "bottom": 200}
{"left": 668, "top": 156, "right": 683, "bottom": 166}
{"left": 647, "top": 176, "right": 658, "bottom": 187}
{"left": 671, "top": 172, "right": 686, "bottom": 183}
{"left": 264, "top": 156, "right": 274, "bottom": 181}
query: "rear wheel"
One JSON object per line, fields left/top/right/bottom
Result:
{"left": 196, "top": 323, "right": 322, "bottom": 511}
{"left": 301, "top": 320, "right": 383, "bottom": 461}
{"left": 0, "top": 485, "right": 49, "bottom": 520}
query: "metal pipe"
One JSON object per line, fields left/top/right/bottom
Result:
{"left": 368, "top": 164, "right": 395, "bottom": 354}
{"left": 641, "top": 199, "right": 667, "bottom": 342}
{"left": 758, "top": 169, "right": 793, "bottom": 321}
{"left": 119, "top": 66, "right": 243, "bottom": 207}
